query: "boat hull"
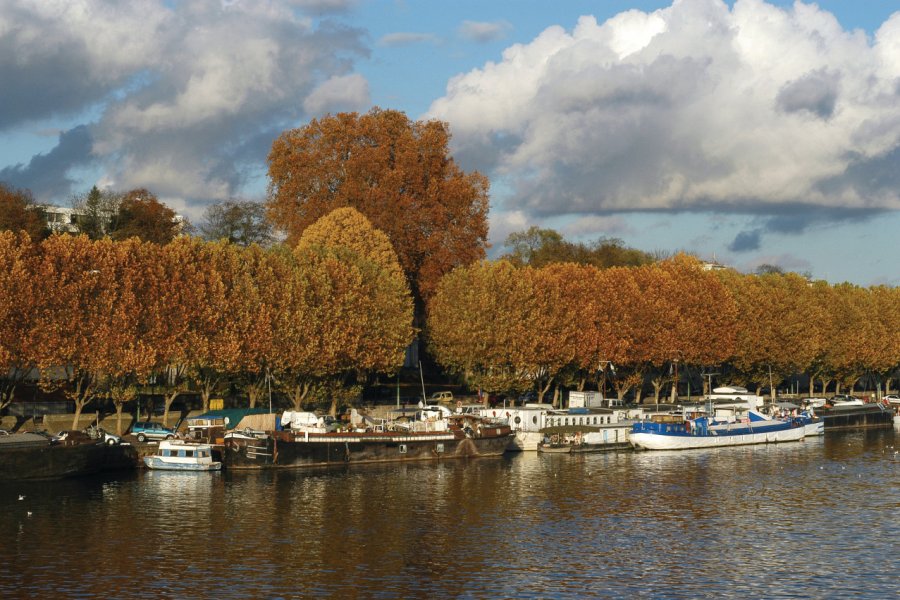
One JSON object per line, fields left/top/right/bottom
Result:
{"left": 224, "top": 428, "right": 512, "bottom": 470}
{"left": 630, "top": 425, "right": 805, "bottom": 451}
{"left": 0, "top": 441, "right": 136, "bottom": 480}
{"left": 143, "top": 456, "right": 222, "bottom": 471}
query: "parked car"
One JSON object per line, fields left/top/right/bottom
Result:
{"left": 884, "top": 394, "right": 900, "bottom": 405}
{"left": 83, "top": 425, "right": 125, "bottom": 445}
{"left": 131, "top": 421, "right": 177, "bottom": 442}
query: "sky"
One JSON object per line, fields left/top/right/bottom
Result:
{"left": 2, "top": 0, "right": 900, "bottom": 285}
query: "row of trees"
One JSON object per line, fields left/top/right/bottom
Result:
{"left": 426, "top": 255, "right": 900, "bottom": 405}
{"left": 0, "top": 208, "right": 413, "bottom": 434}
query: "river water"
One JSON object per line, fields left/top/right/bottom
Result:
{"left": 2, "top": 428, "right": 898, "bottom": 599}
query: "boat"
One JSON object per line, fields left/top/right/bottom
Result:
{"left": 629, "top": 409, "right": 807, "bottom": 451}
{"left": 818, "top": 401, "right": 894, "bottom": 430}
{"left": 222, "top": 411, "right": 512, "bottom": 470}
{"left": 484, "top": 402, "right": 637, "bottom": 451}
{"left": 143, "top": 440, "right": 222, "bottom": 471}
{"left": 0, "top": 429, "right": 136, "bottom": 480}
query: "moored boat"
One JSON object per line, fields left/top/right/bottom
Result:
{"left": 143, "top": 440, "right": 222, "bottom": 471}
{"left": 223, "top": 412, "right": 512, "bottom": 470}
{"left": 630, "top": 410, "right": 807, "bottom": 451}
{"left": 0, "top": 430, "right": 135, "bottom": 480}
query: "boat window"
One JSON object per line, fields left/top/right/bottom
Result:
{"left": 436, "top": 443, "right": 444, "bottom": 453}
{"left": 185, "top": 450, "right": 194, "bottom": 457}
{"left": 399, "top": 444, "right": 407, "bottom": 454}
{"left": 532, "top": 416, "right": 538, "bottom": 425}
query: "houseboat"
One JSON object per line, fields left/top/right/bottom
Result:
{"left": 222, "top": 411, "right": 512, "bottom": 470}
{"left": 143, "top": 440, "right": 222, "bottom": 471}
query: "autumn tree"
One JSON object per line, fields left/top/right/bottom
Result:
{"left": 111, "top": 188, "right": 181, "bottom": 244}
{"left": 520, "top": 264, "right": 584, "bottom": 405}
{"left": 0, "top": 232, "right": 40, "bottom": 411}
{"left": 267, "top": 108, "right": 490, "bottom": 306}
{"left": 0, "top": 183, "right": 49, "bottom": 240}
{"left": 199, "top": 199, "right": 275, "bottom": 246}
{"left": 29, "top": 236, "right": 161, "bottom": 431}
{"left": 427, "top": 261, "right": 535, "bottom": 395}
{"left": 721, "top": 271, "right": 825, "bottom": 399}
{"left": 293, "top": 207, "right": 414, "bottom": 415}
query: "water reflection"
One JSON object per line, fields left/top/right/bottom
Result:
{"left": 1, "top": 429, "right": 897, "bottom": 599}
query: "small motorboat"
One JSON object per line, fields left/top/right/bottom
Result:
{"left": 143, "top": 440, "right": 222, "bottom": 471}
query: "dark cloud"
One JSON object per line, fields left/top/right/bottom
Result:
{"left": 0, "top": 126, "right": 94, "bottom": 199}
{"left": 728, "top": 228, "right": 762, "bottom": 252}
{"left": 817, "top": 145, "right": 900, "bottom": 202}
{"left": 776, "top": 69, "right": 840, "bottom": 119}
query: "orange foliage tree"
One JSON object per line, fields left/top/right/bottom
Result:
{"left": 721, "top": 271, "right": 824, "bottom": 399}
{"left": 292, "top": 207, "right": 414, "bottom": 414}
{"left": 0, "top": 184, "right": 48, "bottom": 240}
{"left": 111, "top": 188, "right": 180, "bottom": 244}
{"left": 0, "top": 232, "right": 40, "bottom": 411}
{"left": 29, "top": 236, "right": 160, "bottom": 432}
{"left": 267, "top": 108, "right": 490, "bottom": 305}
{"left": 427, "top": 261, "right": 535, "bottom": 395}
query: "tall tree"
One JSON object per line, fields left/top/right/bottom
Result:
{"left": 72, "top": 186, "right": 120, "bottom": 239}
{"left": 0, "top": 232, "right": 40, "bottom": 411}
{"left": 267, "top": 108, "right": 490, "bottom": 305}
{"left": 199, "top": 199, "right": 274, "bottom": 246}
{"left": 0, "top": 183, "right": 48, "bottom": 240}
{"left": 293, "top": 207, "right": 414, "bottom": 415}
{"left": 427, "top": 260, "right": 535, "bottom": 395}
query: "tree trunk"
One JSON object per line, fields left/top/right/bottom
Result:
{"left": 162, "top": 390, "right": 181, "bottom": 428}
{"left": 115, "top": 402, "right": 125, "bottom": 436}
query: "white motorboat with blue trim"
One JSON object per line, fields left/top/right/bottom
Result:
{"left": 143, "top": 440, "right": 222, "bottom": 471}
{"left": 630, "top": 409, "right": 807, "bottom": 451}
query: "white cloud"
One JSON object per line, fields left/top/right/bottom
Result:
{"left": 0, "top": 0, "right": 369, "bottom": 205}
{"left": 303, "top": 74, "right": 370, "bottom": 117}
{"left": 428, "top": 0, "right": 900, "bottom": 218}
{"left": 458, "top": 20, "right": 512, "bottom": 43}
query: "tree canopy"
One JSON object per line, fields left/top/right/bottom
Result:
{"left": 502, "top": 226, "right": 656, "bottom": 269}
{"left": 199, "top": 199, "right": 275, "bottom": 246}
{"left": 266, "top": 108, "right": 490, "bottom": 304}
{"left": 0, "top": 183, "right": 49, "bottom": 241}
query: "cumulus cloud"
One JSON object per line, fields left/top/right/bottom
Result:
{"left": 427, "top": 0, "right": 900, "bottom": 220}
{"left": 0, "top": 0, "right": 369, "bottom": 206}
{"left": 303, "top": 74, "right": 370, "bottom": 117}
{"left": 458, "top": 20, "right": 512, "bottom": 43}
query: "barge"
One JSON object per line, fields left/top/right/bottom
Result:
{"left": 223, "top": 413, "right": 512, "bottom": 470}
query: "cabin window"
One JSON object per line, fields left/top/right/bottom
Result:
{"left": 185, "top": 450, "right": 194, "bottom": 457}
{"left": 514, "top": 416, "right": 521, "bottom": 425}
{"left": 532, "top": 416, "right": 538, "bottom": 425}
{"left": 399, "top": 444, "right": 408, "bottom": 454}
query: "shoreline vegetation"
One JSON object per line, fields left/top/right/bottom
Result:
{"left": 1, "top": 109, "right": 897, "bottom": 436}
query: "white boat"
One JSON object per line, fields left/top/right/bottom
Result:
{"left": 143, "top": 440, "right": 222, "bottom": 471}
{"left": 630, "top": 409, "right": 807, "bottom": 451}
{"left": 482, "top": 403, "right": 634, "bottom": 451}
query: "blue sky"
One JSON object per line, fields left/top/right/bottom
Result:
{"left": 2, "top": 1, "right": 899, "bottom": 285}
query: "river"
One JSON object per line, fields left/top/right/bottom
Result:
{"left": 1, "top": 428, "right": 897, "bottom": 599}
